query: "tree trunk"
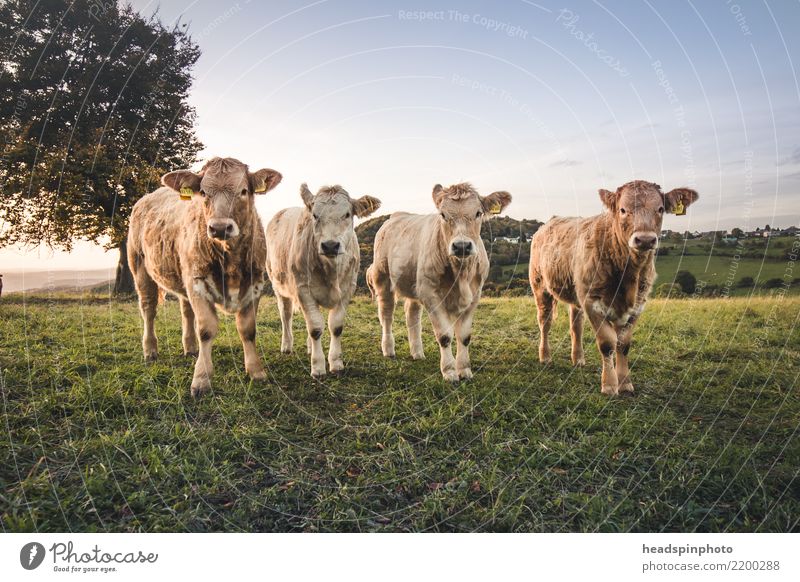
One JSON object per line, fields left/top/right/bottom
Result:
{"left": 113, "top": 236, "right": 135, "bottom": 296}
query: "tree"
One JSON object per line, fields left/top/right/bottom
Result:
{"left": 0, "top": 0, "right": 202, "bottom": 294}
{"left": 731, "top": 227, "right": 744, "bottom": 238}
{"left": 674, "top": 270, "right": 697, "bottom": 294}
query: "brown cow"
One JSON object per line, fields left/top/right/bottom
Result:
{"left": 127, "top": 157, "right": 282, "bottom": 397}
{"left": 367, "top": 183, "right": 511, "bottom": 381}
{"left": 529, "top": 180, "right": 698, "bottom": 395}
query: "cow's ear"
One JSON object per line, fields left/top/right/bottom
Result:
{"left": 481, "top": 191, "right": 512, "bottom": 215}
{"left": 162, "top": 170, "right": 202, "bottom": 194}
{"left": 432, "top": 184, "right": 445, "bottom": 208}
{"left": 300, "top": 183, "right": 315, "bottom": 210}
{"left": 663, "top": 188, "right": 699, "bottom": 213}
{"left": 250, "top": 168, "right": 282, "bottom": 194}
{"left": 351, "top": 195, "right": 381, "bottom": 218}
{"left": 599, "top": 188, "right": 617, "bottom": 211}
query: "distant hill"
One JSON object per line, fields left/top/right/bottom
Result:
{"left": 0, "top": 269, "right": 114, "bottom": 294}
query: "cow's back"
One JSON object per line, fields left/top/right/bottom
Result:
{"left": 530, "top": 216, "right": 595, "bottom": 304}
{"left": 265, "top": 207, "right": 306, "bottom": 296}
{"left": 128, "top": 187, "right": 196, "bottom": 294}
{"left": 373, "top": 212, "right": 438, "bottom": 298}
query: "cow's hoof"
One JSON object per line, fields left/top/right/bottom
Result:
{"left": 184, "top": 351, "right": 199, "bottom": 358}
{"left": 458, "top": 368, "right": 473, "bottom": 381}
{"left": 191, "top": 383, "right": 211, "bottom": 398}
{"left": 600, "top": 384, "right": 619, "bottom": 396}
{"left": 442, "top": 370, "right": 459, "bottom": 383}
{"left": 618, "top": 381, "right": 635, "bottom": 394}
{"left": 311, "top": 370, "right": 327, "bottom": 380}
{"left": 280, "top": 348, "right": 292, "bottom": 355}
{"left": 410, "top": 352, "right": 425, "bottom": 360}
{"left": 248, "top": 369, "right": 267, "bottom": 381}
{"left": 329, "top": 361, "right": 344, "bottom": 373}
{"left": 538, "top": 355, "right": 551, "bottom": 364}
{"left": 572, "top": 357, "right": 586, "bottom": 367}
{"left": 144, "top": 352, "right": 158, "bottom": 363}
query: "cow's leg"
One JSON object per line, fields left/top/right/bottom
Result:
{"left": 276, "top": 293, "right": 294, "bottom": 354}
{"left": 297, "top": 288, "right": 326, "bottom": 378}
{"left": 569, "top": 304, "right": 585, "bottom": 366}
{"left": 404, "top": 299, "right": 425, "bottom": 360}
{"left": 236, "top": 300, "right": 266, "bottom": 381}
{"left": 585, "top": 301, "right": 619, "bottom": 396}
{"left": 376, "top": 285, "right": 396, "bottom": 358}
{"left": 327, "top": 303, "right": 346, "bottom": 373}
{"left": 179, "top": 298, "right": 198, "bottom": 357}
{"left": 534, "top": 288, "right": 556, "bottom": 363}
{"left": 454, "top": 303, "right": 477, "bottom": 380}
{"left": 189, "top": 297, "right": 218, "bottom": 398}
{"left": 132, "top": 267, "right": 159, "bottom": 362}
{"left": 424, "top": 300, "right": 457, "bottom": 382}
{"left": 615, "top": 324, "right": 635, "bottom": 393}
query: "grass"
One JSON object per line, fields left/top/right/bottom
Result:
{"left": 1, "top": 293, "right": 798, "bottom": 532}
{"left": 654, "top": 255, "right": 790, "bottom": 288}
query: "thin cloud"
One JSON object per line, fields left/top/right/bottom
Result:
{"left": 549, "top": 159, "right": 583, "bottom": 168}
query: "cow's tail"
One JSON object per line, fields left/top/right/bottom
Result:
{"left": 365, "top": 265, "right": 377, "bottom": 301}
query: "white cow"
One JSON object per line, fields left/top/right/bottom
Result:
{"left": 265, "top": 184, "right": 381, "bottom": 378}
{"left": 367, "top": 182, "right": 511, "bottom": 381}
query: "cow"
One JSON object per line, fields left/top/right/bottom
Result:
{"left": 529, "top": 180, "right": 699, "bottom": 395}
{"left": 265, "top": 183, "right": 381, "bottom": 378}
{"left": 367, "top": 183, "right": 512, "bottom": 381}
{"left": 127, "top": 157, "right": 282, "bottom": 397}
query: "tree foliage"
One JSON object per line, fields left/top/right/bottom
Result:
{"left": 0, "top": 0, "right": 202, "bottom": 253}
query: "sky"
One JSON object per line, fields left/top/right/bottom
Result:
{"left": 2, "top": 0, "right": 800, "bottom": 271}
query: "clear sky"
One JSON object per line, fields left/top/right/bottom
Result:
{"left": 3, "top": 0, "right": 799, "bottom": 270}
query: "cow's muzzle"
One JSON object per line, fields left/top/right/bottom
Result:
{"left": 207, "top": 219, "right": 239, "bottom": 240}
{"left": 629, "top": 231, "right": 658, "bottom": 252}
{"left": 450, "top": 239, "right": 474, "bottom": 259}
{"left": 320, "top": 240, "right": 341, "bottom": 257}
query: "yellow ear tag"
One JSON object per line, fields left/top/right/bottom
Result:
{"left": 673, "top": 199, "right": 686, "bottom": 216}
{"left": 253, "top": 185, "right": 266, "bottom": 194}
{"left": 179, "top": 187, "right": 193, "bottom": 200}
{"left": 489, "top": 201, "right": 502, "bottom": 215}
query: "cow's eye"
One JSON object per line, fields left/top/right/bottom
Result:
{"left": 313, "top": 214, "right": 319, "bottom": 221}
{"left": 440, "top": 212, "right": 446, "bottom": 220}
{"left": 658, "top": 206, "right": 664, "bottom": 214}
{"left": 199, "top": 190, "right": 206, "bottom": 196}
{"left": 620, "top": 207, "right": 627, "bottom": 215}
{"left": 476, "top": 210, "right": 483, "bottom": 219}
{"left": 241, "top": 189, "right": 248, "bottom": 196}
{"left": 344, "top": 212, "right": 350, "bottom": 219}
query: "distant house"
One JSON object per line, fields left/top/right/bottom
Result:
{"left": 779, "top": 226, "right": 799, "bottom": 236}
{"left": 495, "top": 236, "right": 521, "bottom": 244}
{"left": 721, "top": 236, "right": 737, "bottom": 244}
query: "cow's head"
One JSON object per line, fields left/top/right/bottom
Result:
{"left": 432, "top": 183, "right": 512, "bottom": 260}
{"left": 301, "top": 184, "right": 381, "bottom": 257}
{"left": 599, "top": 180, "right": 699, "bottom": 253}
{"left": 162, "top": 157, "right": 281, "bottom": 241}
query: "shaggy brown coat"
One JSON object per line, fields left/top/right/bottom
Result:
{"left": 367, "top": 183, "right": 511, "bottom": 381}
{"left": 529, "top": 180, "right": 698, "bottom": 395}
{"left": 128, "top": 157, "right": 282, "bottom": 397}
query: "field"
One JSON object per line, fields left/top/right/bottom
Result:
{"left": 653, "top": 255, "right": 789, "bottom": 287}
{"left": 1, "top": 294, "right": 798, "bottom": 532}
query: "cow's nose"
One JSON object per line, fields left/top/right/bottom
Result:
{"left": 451, "top": 240, "right": 473, "bottom": 257}
{"left": 633, "top": 233, "right": 657, "bottom": 250}
{"left": 320, "top": 240, "right": 341, "bottom": 256}
{"left": 207, "top": 220, "right": 236, "bottom": 240}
